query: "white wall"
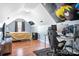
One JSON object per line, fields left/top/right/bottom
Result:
{"left": 6, "top": 19, "right": 32, "bottom": 33}
{"left": 32, "top": 25, "right": 51, "bottom": 44}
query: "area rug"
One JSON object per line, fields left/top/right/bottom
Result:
{"left": 33, "top": 48, "right": 79, "bottom": 56}
{"left": 33, "top": 48, "right": 53, "bottom": 56}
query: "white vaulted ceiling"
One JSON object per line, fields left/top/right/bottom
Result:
{"left": 0, "top": 3, "right": 56, "bottom": 26}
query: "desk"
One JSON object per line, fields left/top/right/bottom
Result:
{"left": 62, "top": 36, "right": 79, "bottom": 54}
{"left": 57, "top": 36, "right": 66, "bottom": 42}
{"left": 57, "top": 34, "right": 79, "bottom": 54}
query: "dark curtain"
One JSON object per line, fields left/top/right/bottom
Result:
{"left": 15, "top": 21, "right": 17, "bottom": 32}
{"left": 22, "top": 21, "right": 25, "bottom": 31}
{"left": 2, "top": 23, "right": 5, "bottom": 40}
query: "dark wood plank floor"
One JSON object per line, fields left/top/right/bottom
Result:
{"left": 10, "top": 40, "right": 49, "bottom": 56}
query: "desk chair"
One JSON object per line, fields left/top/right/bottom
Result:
{"left": 47, "top": 25, "right": 66, "bottom": 56}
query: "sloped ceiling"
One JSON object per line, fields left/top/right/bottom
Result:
{"left": 0, "top": 3, "right": 56, "bottom": 26}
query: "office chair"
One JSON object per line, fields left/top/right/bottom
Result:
{"left": 52, "top": 30, "right": 66, "bottom": 55}
{"left": 47, "top": 25, "right": 66, "bottom": 56}
{"left": 47, "top": 27, "right": 54, "bottom": 56}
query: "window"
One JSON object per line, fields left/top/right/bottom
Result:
{"left": 18, "top": 22, "right": 22, "bottom": 32}
{"left": 15, "top": 21, "right": 25, "bottom": 32}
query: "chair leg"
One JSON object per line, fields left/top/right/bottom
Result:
{"left": 52, "top": 48, "right": 57, "bottom": 56}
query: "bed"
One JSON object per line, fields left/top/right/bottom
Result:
{"left": 10, "top": 32, "right": 32, "bottom": 41}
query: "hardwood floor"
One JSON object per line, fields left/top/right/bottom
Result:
{"left": 10, "top": 40, "right": 49, "bottom": 56}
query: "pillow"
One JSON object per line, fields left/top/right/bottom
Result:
{"left": 58, "top": 43, "right": 64, "bottom": 47}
